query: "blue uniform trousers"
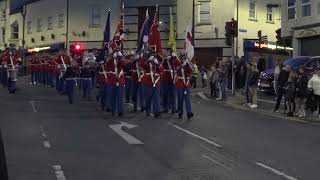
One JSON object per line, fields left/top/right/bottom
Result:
{"left": 1, "top": 68, "right": 8, "bottom": 87}
{"left": 162, "top": 83, "right": 177, "bottom": 112}
{"left": 132, "top": 81, "right": 145, "bottom": 111}
{"left": 109, "top": 85, "right": 124, "bottom": 114}
{"left": 82, "top": 79, "right": 92, "bottom": 98}
{"left": 7, "top": 78, "right": 16, "bottom": 93}
{"left": 66, "top": 79, "right": 76, "bottom": 104}
{"left": 144, "top": 85, "right": 160, "bottom": 115}
{"left": 177, "top": 88, "right": 192, "bottom": 115}
{"left": 125, "top": 77, "right": 132, "bottom": 103}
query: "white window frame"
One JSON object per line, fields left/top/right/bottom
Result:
{"left": 198, "top": 0, "right": 211, "bottom": 24}
{"left": 48, "top": 16, "right": 53, "bottom": 30}
{"left": 58, "top": 14, "right": 64, "bottom": 28}
{"left": 266, "top": 7, "right": 273, "bottom": 22}
{"left": 11, "top": 26, "right": 18, "bottom": 39}
{"left": 37, "top": 18, "right": 43, "bottom": 32}
{"left": 90, "top": 6, "right": 102, "bottom": 27}
{"left": 1, "top": 9, "right": 6, "bottom": 20}
{"left": 27, "top": 21, "right": 32, "bottom": 34}
{"left": 287, "top": 0, "right": 296, "bottom": 20}
{"left": 301, "top": 0, "right": 311, "bottom": 17}
{"left": 1, "top": 27, "right": 5, "bottom": 43}
{"left": 317, "top": 0, "right": 320, "bottom": 15}
{"left": 249, "top": 1, "right": 257, "bottom": 20}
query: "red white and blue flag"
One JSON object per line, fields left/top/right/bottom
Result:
{"left": 137, "top": 9, "right": 151, "bottom": 52}
{"left": 110, "top": 0, "right": 125, "bottom": 51}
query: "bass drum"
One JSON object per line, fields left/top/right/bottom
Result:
{"left": 82, "top": 53, "right": 96, "bottom": 67}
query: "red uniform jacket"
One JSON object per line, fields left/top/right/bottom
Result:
{"left": 175, "top": 62, "right": 193, "bottom": 89}
{"left": 162, "top": 57, "right": 180, "bottom": 83}
{"left": 131, "top": 57, "right": 146, "bottom": 83}
{"left": 106, "top": 58, "right": 125, "bottom": 86}
{"left": 97, "top": 63, "right": 108, "bottom": 84}
{"left": 142, "top": 61, "right": 163, "bottom": 87}
{"left": 4, "top": 50, "right": 22, "bottom": 67}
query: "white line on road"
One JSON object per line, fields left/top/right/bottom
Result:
{"left": 168, "top": 123, "right": 222, "bottom": 147}
{"left": 29, "top": 101, "right": 37, "bottom": 112}
{"left": 200, "top": 145, "right": 238, "bottom": 166}
{"left": 202, "top": 154, "right": 231, "bottom": 170}
{"left": 52, "top": 165, "right": 66, "bottom": 180}
{"left": 109, "top": 122, "right": 144, "bottom": 145}
{"left": 256, "top": 162, "right": 299, "bottom": 180}
{"left": 43, "top": 141, "right": 51, "bottom": 148}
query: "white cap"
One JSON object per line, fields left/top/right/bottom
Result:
{"left": 117, "top": 51, "right": 123, "bottom": 57}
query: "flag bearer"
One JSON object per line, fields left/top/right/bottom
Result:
{"left": 62, "top": 60, "right": 80, "bottom": 104}
{"left": 142, "top": 55, "right": 163, "bottom": 118}
{"left": 175, "top": 56, "right": 194, "bottom": 120}
{"left": 106, "top": 51, "right": 125, "bottom": 116}
{"left": 131, "top": 53, "right": 145, "bottom": 112}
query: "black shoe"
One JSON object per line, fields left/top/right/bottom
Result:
{"left": 171, "top": 110, "right": 177, "bottom": 114}
{"left": 178, "top": 113, "right": 183, "bottom": 119}
{"left": 118, "top": 113, "right": 123, "bottom": 117}
{"left": 106, "top": 108, "right": 111, "bottom": 112}
{"left": 140, "top": 108, "right": 145, "bottom": 113}
{"left": 146, "top": 113, "right": 151, "bottom": 117}
{"left": 112, "top": 112, "right": 115, "bottom": 117}
{"left": 162, "top": 109, "right": 168, "bottom": 113}
{"left": 154, "top": 112, "right": 161, "bottom": 118}
{"left": 287, "top": 112, "right": 293, "bottom": 117}
{"left": 187, "top": 113, "right": 194, "bottom": 120}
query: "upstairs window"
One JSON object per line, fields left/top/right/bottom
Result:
{"left": 301, "top": 0, "right": 311, "bottom": 17}
{"left": 267, "top": 7, "right": 273, "bottom": 22}
{"left": 199, "top": 0, "right": 211, "bottom": 23}
{"left": 90, "top": 7, "right": 102, "bottom": 27}
{"left": 288, "top": 0, "right": 296, "bottom": 19}
{"left": 249, "top": 1, "right": 257, "bottom": 20}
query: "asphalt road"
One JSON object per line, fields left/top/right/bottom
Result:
{"left": 0, "top": 79, "right": 320, "bottom": 180}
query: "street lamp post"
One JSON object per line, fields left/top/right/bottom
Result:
{"left": 192, "top": 0, "right": 195, "bottom": 45}
{"left": 21, "top": 2, "right": 27, "bottom": 48}
{"left": 66, "top": 0, "right": 69, "bottom": 51}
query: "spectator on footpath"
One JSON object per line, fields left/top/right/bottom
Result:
{"left": 248, "top": 63, "right": 260, "bottom": 109}
{"left": 273, "top": 65, "right": 291, "bottom": 112}
{"left": 191, "top": 64, "right": 198, "bottom": 88}
{"left": 200, "top": 66, "right": 208, "bottom": 88}
{"left": 295, "top": 66, "right": 308, "bottom": 117}
{"left": 308, "top": 70, "right": 320, "bottom": 119}
{"left": 274, "top": 59, "right": 282, "bottom": 97}
{"left": 284, "top": 72, "right": 297, "bottom": 117}
{"left": 226, "top": 58, "right": 232, "bottom": 90}
{"left": 244, "top": 62, "right": 252, "bottom": 106}
{"left": 216, "top": 59, "right": 226, "bottom": 101}
{"left": 209, "top": 64, "right": 217, "bottom": 97}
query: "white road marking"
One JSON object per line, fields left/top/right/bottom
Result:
{"left": 29, "top": 101, "right": 37, "bottom": 113}
{"left": 168, "top": 123, "right": 222, "bottom": 147}
{"left": 109, "top": 122, "right": 144, "bottom": 145}
{"left": 200, "top": 145, "right": 238, "bottom": 166}
{"left": 52, "top": 165, "right": 66, "bottom": 180}
{"left": 197, "top": 92, "right": 209, "bottom": 100}
{"left": 43, "top": 141, "right": 51, "bottom": 148}
{"left": 202, "top": 154, "right": 231, "bottom": 170}
{"left": 256, "top": 162, "right": 299, "bottom": 180}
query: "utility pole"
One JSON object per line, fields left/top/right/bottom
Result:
{"left": 66, "top": 0, "right": 69, "bottom": 51}
{"left": 21, "top": 3, "right": 26, "bottom": 48}
{"left": 192, "top": 0, "right": 195, "bottom": 45}
{"left": 235, "top": 0, "right": 239, "bottom": 57}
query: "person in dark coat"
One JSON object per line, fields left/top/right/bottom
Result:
{"left": 295, "top": 65, "right": 308, "bottom": 117}
{"left": 274, "top": 65, "right": 291, "bottom": 112}
{"left": 284, "top": 72, "right": 297, "bottom": 117}
{"left": 0, "top": 130, "right": 8, "bottom": 180}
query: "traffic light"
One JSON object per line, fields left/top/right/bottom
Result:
{"left": 276, "top": 28, "right": 282, "bottom": 45}
{"left": 225, "top": 22, "right": 232, "bottom": 46}
{"left": 70, "top": 42, "right": 84, "bottom": 55}
{"left": 230, "top": 19, "right": 238, "bottom": 37}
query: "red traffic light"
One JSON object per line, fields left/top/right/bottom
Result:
{"left": 75, "top": 44, "right": 81, "bottom": 50}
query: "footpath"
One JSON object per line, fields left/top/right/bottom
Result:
{"left": 192, "top": 87, "right": 320, "bottom": 124}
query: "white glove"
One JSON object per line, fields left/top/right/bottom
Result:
{"left": 148, "top": 56, "right": 155, "bottom": 61}
{"left": 153, "top": 58, "right": 159, "bottom": 64}
{"left": 113, "top": 52, "right": 118, "bottom": 58}
{"left": 166, "top": 56, "right": 171, "bottom": 60}
{"left": 117, "top": 51, "right": 123, "bottom": 57}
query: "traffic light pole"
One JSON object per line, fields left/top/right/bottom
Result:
{"left": 231, "top": 35, "right": 235, "bottom": 96}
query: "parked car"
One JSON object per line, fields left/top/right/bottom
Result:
{"left": 258, "top": 56, "right": 320, "bottom": 93}
{"left": 0, "top": 130, "right": 8, "bottom": 180}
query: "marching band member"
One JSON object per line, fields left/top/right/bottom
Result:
{"left": 56, "top": 50, "right": 71, "bottom": 94}
{"left": 142, "top": 55, "right": 163, "bottom": 118}
{"left": 106, "top": 50, "right": 125, "bottom": 116}
{"left": 5, "top": 44, "right": 22, "bottom": 94}
{"left": 62, "top": 60, "right": 80, "bottom": 104}
{"left": 162, "top": 52, "right": 180, "bottom": 114}
{"left": 97, "top": 60, "right": 108, "bottom": 111}
{"left": 0, "top": 48, "right": 9, "bottom": 88}
{"left": 131, "top": 52, "right": 145, "bottom": 112}
{"left": 124, "top": 51, "right": 134, "bottom": 103}
{"left": 175, "top": 56, "right": 194, "bottom": 120}
{"left": 80, "top": 61, "right": 95, "bottom": 100}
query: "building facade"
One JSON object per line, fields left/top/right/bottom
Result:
{"left": 281, "top": 0, "right": 320, "bottom": 57}
{"left": 0, "top": 0, "right": 281, "bottom": 66}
